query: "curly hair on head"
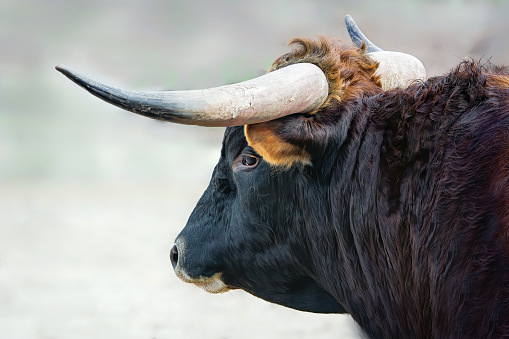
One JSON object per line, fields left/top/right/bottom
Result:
{"left": 270, "top": 36, "right": 383, "bottom": 114}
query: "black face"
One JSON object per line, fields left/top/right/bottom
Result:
{"left": 170, "top": 126, "right": 344, "bottom": 313}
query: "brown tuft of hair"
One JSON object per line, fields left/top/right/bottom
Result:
{"left": 269, "top": 36, "right": 383, "bottom": 114}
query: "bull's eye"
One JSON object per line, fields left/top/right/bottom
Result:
{"left": 233, "top": 153, "right": 259, "bottom": 172}
{"left": 242, "top": 155, "right": 258, "bottom": 167}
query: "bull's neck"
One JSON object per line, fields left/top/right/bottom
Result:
{"left": 315, "top": 96, "right": 422, "bottom": 338}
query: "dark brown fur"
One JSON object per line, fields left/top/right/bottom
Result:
{"left": 248, "top": 39, "right": 509, "bottom": 337}
{"left": 349, "top": 60, "right": 509, "bottom": 337}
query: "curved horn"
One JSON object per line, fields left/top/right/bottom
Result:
{"left": 369, "top": 51, "right": 426, "bottom": 90}
{"left": 55, "top": 63, "right": 328, "bottom": 127}
{"left": 344, "top": 14, "right": 382, "bottom": 53}
{"left": 344, "top": 14, "right": 426, "bottom": 89}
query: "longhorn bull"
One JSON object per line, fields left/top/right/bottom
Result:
{"left": 57, "top": 15, "right": 509, "bottom": 338}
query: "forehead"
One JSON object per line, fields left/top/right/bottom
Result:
{"left": 221, "top": 126, "right": 248, "bottom": 161}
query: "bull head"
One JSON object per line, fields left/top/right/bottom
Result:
{"left": 57, "top": 15, "right": 426, "bottom": 313}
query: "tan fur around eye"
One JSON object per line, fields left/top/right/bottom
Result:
{"left": 244, "top": 124, "right": 311, "bottom": 168}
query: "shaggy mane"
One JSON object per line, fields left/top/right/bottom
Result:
{"left": 269, "top": 36, "right": 383, "bottom": 114}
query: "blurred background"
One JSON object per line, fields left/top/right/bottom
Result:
{"left": 1, "top": 0, "right": 508, "bottom": 338}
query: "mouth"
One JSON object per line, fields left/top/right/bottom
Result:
{"left": 175, "top": 270, "right": 231, "bottom": 294}
{"left": 171, "top": 238, "right": 232, "bottom": 294}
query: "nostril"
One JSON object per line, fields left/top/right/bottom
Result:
{"left": 170, "top": 245, "right": 179, "bottom": 269}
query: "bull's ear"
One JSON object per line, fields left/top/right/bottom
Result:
{"left": 244, "top": 116, "right": 311, "bottom": 168}
{"left": 244, "top": 115, "right": 321, "bottom": 168}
